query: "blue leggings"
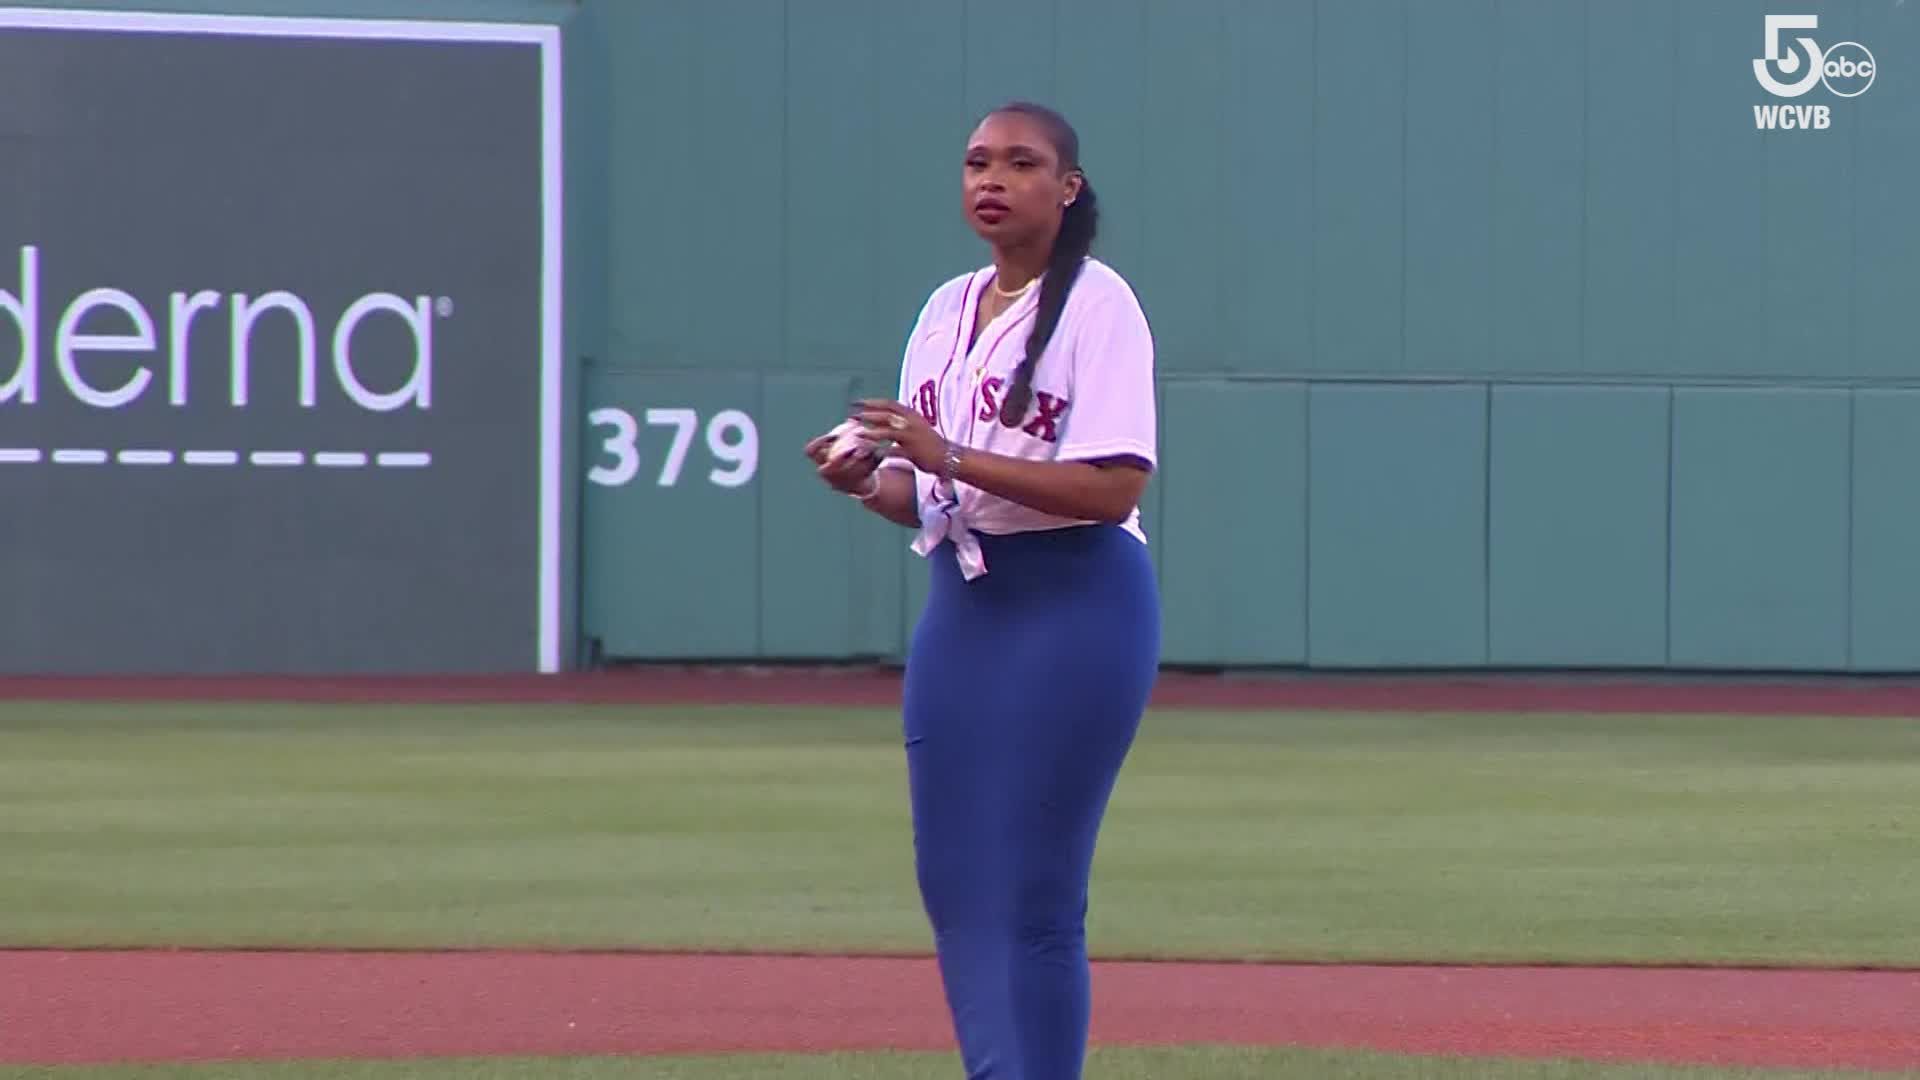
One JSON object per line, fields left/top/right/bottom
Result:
{"left": 902, "top": 524, "right": 1161, "bottom": 1080}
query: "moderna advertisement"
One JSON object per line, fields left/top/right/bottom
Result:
{"left": 0, "top": 10, "right": 564, "bottom": 674}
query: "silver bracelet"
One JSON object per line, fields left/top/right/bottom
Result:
{"left": 939, "top": 442, "right": 964, "bottom": 484}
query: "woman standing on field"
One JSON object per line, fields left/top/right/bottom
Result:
{"left": 805, "top": 100, "right": 1161, "bottom": 1079}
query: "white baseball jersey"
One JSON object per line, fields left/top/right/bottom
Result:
{"left": 880, "top": 256, "right": 1157, "bottom": 580}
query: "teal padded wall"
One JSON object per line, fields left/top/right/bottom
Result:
{"left": 1157, "top": 383, "right": 1305, "bottom": 666}
{"left": 574, "top": 0, "right": 1920, "bottom": 672}
{"left": 1488, "top": 387, "right": 1670, "bottom": 668}
{"left": 1308, "top": 385, "right": 1489, "bottom": 667}
{"left": 1853, "top": 392, "right": 1920, "bottom": 670}
{"left": 1669, "top": 389, "right": 1853, "bottom": 670}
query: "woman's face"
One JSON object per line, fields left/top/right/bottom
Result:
{"left": 962, "top": 111, "right": 1081, "bottom": 247}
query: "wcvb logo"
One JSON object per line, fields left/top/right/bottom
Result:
{"left": 1752, "top": 14, "right": 1876, "bottom": 131}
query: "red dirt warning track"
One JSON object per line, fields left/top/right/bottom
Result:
{"left": 3, "top": 950, "right": 1918, "bottom": 1072}
{"left": 8, "top": 667, "right": 1920, "bottom": 716}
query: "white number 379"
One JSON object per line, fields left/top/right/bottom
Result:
{"left": 587, "top": 406, "right": 759, "bottom": 489}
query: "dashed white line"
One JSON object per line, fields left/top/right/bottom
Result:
{"left": 1, "top": 449, "right": 430, "bottom": 470}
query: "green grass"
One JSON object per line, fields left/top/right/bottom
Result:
{"left": 2, "top": 701, "right": 1919, "bottom": 966}
{"left": 1, "top": 1047, "right": 1910, "bottom": 1079}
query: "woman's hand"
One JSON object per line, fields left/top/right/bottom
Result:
{"left": 803, "top": 419, "right": 921, "bottom": 528}
{"left": 804, "top": 425, "right": 883, "bottom": 497}
{"left": 840, "top": 398, "right": 1146, "bottom": 524}
{"left": 850, "top": 399, "right": 948, "bottom": 475}
{"left": 846, "top": 398, "right": 1149, "bottom": 524}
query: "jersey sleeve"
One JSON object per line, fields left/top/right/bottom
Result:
{"left": 1054, "top": 282, "right": 1157, "bottom": 470}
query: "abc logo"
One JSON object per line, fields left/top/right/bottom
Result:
{"left": 1821, "top": 42, "right": 1876, "bottom": 98}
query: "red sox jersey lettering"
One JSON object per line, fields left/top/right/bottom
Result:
{"left": 975, "top": 379, "right": 1070, "bottom": 444}
{"left": 914, "top": 379, "right": 940, "bottom": 428}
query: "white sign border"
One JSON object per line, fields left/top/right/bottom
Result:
{"left": 0, "top": 7, "right": 567, "bottom": 674}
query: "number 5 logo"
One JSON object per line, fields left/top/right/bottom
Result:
{"left": 1754, "top": 14, "right": 1823, "bottom": 98}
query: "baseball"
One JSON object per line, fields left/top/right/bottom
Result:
{"left": 825, "top": 418, "right": 887, "bottom": 464}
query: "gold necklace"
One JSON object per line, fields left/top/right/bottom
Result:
{"left": 974, "top": 276, "right": 1033, "bottom": 382}
{"left": 992, "top": 276, "right": 1035, "bottom": 300}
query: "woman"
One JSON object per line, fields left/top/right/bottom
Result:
{"left": 805, "top": 101, "right": 1160, "bottom": 1079}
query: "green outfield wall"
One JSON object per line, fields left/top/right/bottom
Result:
{"left": 6, "top": 0, "right": 1918, "bottom": 673}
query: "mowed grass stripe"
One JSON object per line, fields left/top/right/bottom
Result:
{"left": 0, "top": 1048, "right": 1905, "bottom": 1079}
{"left": 1, "top": 703, "right": 1917, "bottom": 966}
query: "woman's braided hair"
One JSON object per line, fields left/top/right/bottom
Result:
{"left": 988, "top": 101, "right": 1099, "bottom": 428}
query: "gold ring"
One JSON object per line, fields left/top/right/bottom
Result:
{"left": 889, "top": 415, "right": 908, "bottom": 431}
